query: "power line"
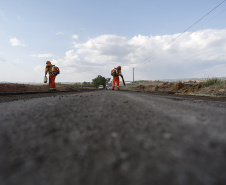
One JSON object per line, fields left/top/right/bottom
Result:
{"left": 193, "top": 7, "right": 226, "bottom": 30}
{"left": 144, "top": 0, "right": 226, "bottom": 64}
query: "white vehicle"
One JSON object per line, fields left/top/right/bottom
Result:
{"left": 98, "top": 85, "right": 104, "bottom": 89}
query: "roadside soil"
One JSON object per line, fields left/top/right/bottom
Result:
{"left": 1, "top": 81, "right": 226, "bottom": 96}
{"left": 123, "top": 81, "right": 226, "bottom": 96}
{"left": 0, "top": 83, "right": 96, "bottom": 93}
{"left": 1, "top": 83, "right": 226, "bottom": 103}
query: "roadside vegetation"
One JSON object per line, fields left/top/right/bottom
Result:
{"left": 201, "top": 78, "right": 225, "bottom": 87}
{"left": 120, "top": 78, "right": 226, "bottom": 95}
{"left": 1, "top": 77, "right": 226, "bottom": 95}
{"left": 92, "top": 75, "right": 106, "bottom": 88}
{"left": 74, "top": 82, "right": 94, "bottom": 87}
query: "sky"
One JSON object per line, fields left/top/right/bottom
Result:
{"left": 0, "top": 0, "right": 226, "bottom": 83}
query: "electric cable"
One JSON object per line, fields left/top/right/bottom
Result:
{"left": 193, "top": 7, "right": 226, "bottom": 30}
{"left": 143, "top": 0, "right": 226, "bottom": 64}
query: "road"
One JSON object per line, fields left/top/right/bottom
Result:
{"left": 0, "top": 90, "right": 226, "bottom": 185}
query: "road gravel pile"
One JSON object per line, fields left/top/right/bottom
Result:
{"left": 0, "top": 90, "right": 226, "bottom": 185}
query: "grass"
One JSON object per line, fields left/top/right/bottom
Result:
{"left": 201, "top": 78, "right": 225, "bottom": 87}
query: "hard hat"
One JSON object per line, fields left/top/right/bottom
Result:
{"left": 46, "top": 61, "right": 51, "bottom": 65}
{"left": 117, "top": 66, "right": 121, "bottom": 69}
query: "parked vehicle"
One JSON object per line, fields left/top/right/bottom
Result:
{"left": 98, "top": 85, "right": 104, "bottom": 90}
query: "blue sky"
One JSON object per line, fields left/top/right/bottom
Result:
{"left": 0, "top": 0, "right": 226, "bottom": 83}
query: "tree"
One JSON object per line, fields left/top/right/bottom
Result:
{"left": 82, "top": 82, "right": 93, "bottom": 87}
{"left": 92, "top": 75, "right": 106, "bottom": 88}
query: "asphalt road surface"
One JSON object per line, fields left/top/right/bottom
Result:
{"left": 0, "top": 90, "right": 226, "bottom": 185}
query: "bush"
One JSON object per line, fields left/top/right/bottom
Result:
{"left": 201, "top": 78, "right": 224, "bottom": 87}
{"left": 92, "top": 75, "right": 106, "bottom": 88}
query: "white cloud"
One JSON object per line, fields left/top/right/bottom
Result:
{"left": 9, "top": 37, "right": 28, "bottom": 47}
{"left": 56, "top": 32, "right": 64, "bottom": 35}
{"left": 72, "top": 34, "right": 79, "bottom": 39}
{"left": 47, "top": 29, "right": 226, "bottom": 82}
{"left": 31, "top": 54, "right": 55, "bottom": 58}
{"left": 34, "top": 65, "right": 44, "bottom": 72}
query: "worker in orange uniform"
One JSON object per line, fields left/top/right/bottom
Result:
{"left": 45, "top": 61, "right": 57, "bottom": 91}
{"left": 111, "top": 66, "right": 122, "bottom": 90}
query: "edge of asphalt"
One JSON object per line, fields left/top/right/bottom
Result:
{"left": 1, "top": 89, "right": 226, "bottom": 101}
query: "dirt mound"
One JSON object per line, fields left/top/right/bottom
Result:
{"left": 0, "top": 83, "right": 49, "bottom": 93}
{"left": 173, "top": 83, "right": 202, "bottom": 93}
{"left": 0, "top": 83, "right": 96, "bottom": 93}
{"left": 130, "top": 82, "right": 203, "bottom": 93}
{"left": 154, "top": 82, "right": 175, "bottom": 92}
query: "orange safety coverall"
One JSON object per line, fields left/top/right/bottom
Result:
{"left": 112, "top": 76, "right": 120, "bottom": 90}
{"left": 45, "top": 65, "right": 56, "bottom": 90}
{"left": 112, "top": 68, "right": 121, "bottom": 90}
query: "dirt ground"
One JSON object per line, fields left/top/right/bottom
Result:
{"left": 126, "top": 81, "right": 226, "bottom": 96}
{"left": 0, "top": 83, "right": 95, "bottom": 93}
{"left": 1, "top": 82, "right": 226, "bottom": 99}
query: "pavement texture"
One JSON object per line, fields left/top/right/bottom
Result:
{"left": 0, "top": 90, "right": 226, "bottom": 185}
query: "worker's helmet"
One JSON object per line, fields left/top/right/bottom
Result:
{"left": 46, "top": 61, "right": 51, "bottom": 65}
{"left": 117, "top": 66, "right": 121, "bottom": 69}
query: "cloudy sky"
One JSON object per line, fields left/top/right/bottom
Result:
{"left": 0, "top": 0, "right": 226, "bottom": 83}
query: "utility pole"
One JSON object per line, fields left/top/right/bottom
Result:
{"left": 133, "top": 68, "right": 134, "bottom": 82}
